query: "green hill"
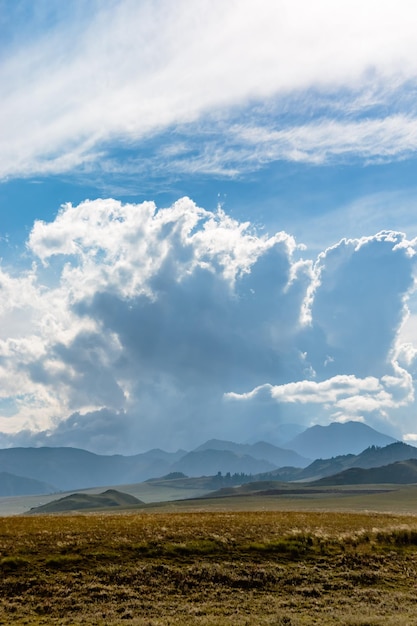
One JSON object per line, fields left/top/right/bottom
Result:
{"left": 29, "top": 489, "right": 143, "bottom": 513}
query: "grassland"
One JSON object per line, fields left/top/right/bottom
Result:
{"left": 2, "top": 509, "right": 417, "bottom": 624}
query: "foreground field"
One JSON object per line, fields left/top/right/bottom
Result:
{"left": 2, "top": 511, "right": 417, "bottom": 625}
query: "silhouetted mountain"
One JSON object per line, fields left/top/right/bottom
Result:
{"left": 0, "top": 471, "right": 56, "bottom": 496}
{"left": 29, "top": 489, "right": 143, "bottom": 513}
{"left": 194, "top": 439, "right": 310, "bottom": 467}
{"left": 253, "top": 441, "right": 417, "bottom": 483}
{"left": 255, "top": 466, "right": 305, "bottom": 482}
{"left": 297, "top": 454, "right": 356, "bottom": 481}
{"left": 349, "top": 442, "right": 417, "bottom": 467}
{"left": 170, "top": 449, "right": 276, "bottom": 477}
{"left": 1, "top": 433, "right": 406, "bottom": 494}
{"left": 285, "top": 421, "right": 397, "bottom": 458}
{"left": 299, "top": 441, "right": 417, "bottom": 481}
{"left": 313, "top": 458, "right": 417, "bottom": 485}
{"left": 0, "top": 447, "right": 186, "bottom": 491}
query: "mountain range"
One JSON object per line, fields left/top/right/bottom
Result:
{"left": 0, "top": 446, "right": 185, "bottom": 493}
{"left": 194, "top": 439, "right": 309, "bottom": 467}
{"left": 173, "top": 440, "right": 310, "bottom": 477}
{"left": 263, "top": 441, "right": 417, "bottom": 482}
{"left": 313, "top": 459, "right": 417, "bottom": 486}
{"left": 0, "top": 421, "right": 407, "bottom": 497}
{"left": 0, "top": 441, "right": 305, "bottom": 494}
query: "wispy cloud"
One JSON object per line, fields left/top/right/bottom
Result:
{"left": 231, "top": 115, "right": 417, "bottom": 165}
{"left": 2, "top": 0, "right": 417, "bottom": 180}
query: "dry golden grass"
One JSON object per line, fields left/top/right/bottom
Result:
{"left": 1, "top": 510, "right": 417, "bottom": 624}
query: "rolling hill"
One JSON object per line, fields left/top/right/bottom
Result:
{"left": 313, "top": 458, "right": 417, "bottom": 485}
{"left": 28, "top": 489, "right": 143, "bottom": 514}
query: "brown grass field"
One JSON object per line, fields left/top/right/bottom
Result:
{"left": 2, "top": 506, "right": 417, "bottom": 624}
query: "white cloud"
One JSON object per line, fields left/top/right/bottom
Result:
{"left": 231, "top": 115, "right": 417, "bottom": 166}
{"left": 28, "top": 197, "right": 299, "bottom": 297}
{"left": 2, "top": 0, "right": 417, "bottom": 179}
{"left": 0, "top": 197, "right": 310, "bottom": 450}
{"left": 226, "top": 370, "right": 411, "bottom": 411}
{"left": 226, "top": 367, "right": 414, "bottom": 430}
{"left": 226, "top": 229, "right": 417, "bottom": 439}
{"left": 0, "top": 198, "right": 416, "bottom": 450}
{"left": 404, "top": 433, "right": 417, "bottom": 442}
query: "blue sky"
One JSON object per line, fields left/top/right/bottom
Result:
{"left": 1, "top": 0, "right": 417, "bottom": 453}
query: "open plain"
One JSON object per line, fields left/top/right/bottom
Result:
{"left": 2, "top": 498, "right": 417, "bottom": 624}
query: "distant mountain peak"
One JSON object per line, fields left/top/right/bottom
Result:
{"left": 285, "top": 421, "right": 397, "bottom": 459}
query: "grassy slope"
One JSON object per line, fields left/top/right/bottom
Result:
{"left": 138, "top": 485, "right": 417, "bottom": 515}
{"left": 28, "top": 489, "right": 143, "bottom": 513}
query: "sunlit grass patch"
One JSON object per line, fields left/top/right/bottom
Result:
{"left": 0, "top": 555, "right": 30, "bottom": 571}
{"left": 244, "top": 534, "right": 314, "bottom": 559}
{"left": 44, "top": 553, "right": 83, "bottom": 568}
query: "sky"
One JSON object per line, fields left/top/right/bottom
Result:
{"left": 1, "top": 0, "right": 417, "bottom": 454}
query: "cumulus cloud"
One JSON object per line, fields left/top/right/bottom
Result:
{"left": 227, "top": 367, "right": 413, "bottom": 419}
{"left": 0, "top": 197, "right": 415, "bottom": 451}
{"left": 225, "top": 230, "right": 417, "bottom": 439}
{"left": 2, "top": 0, "right": 417, "bottom": 180}
{"left": 0, "top": 197, "right": 309, "bottom": 451}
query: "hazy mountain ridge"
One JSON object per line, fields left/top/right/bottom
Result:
{"left": 263, "top": 441, "right": 417, "bottom": 482}
{"left": 285, "top": 421, "right": 397, "bottom": 458}
{"left": 0, "top": 446, "right": 185, "bottom": 493}
{"left": 0, "top": 471, "right": 56, "bottom": 497}
{"left": 170, "top": 449, "right": 276, "bottom": 477}
{"left": 313, "top": 459, "right": 417, "bottom": 485}
{"left": 194, "top": 439, "right": 310, "bottom": 467}
{"left": 0, "top": 421, "right": 405, "bottom": 496}
{"left": 0, "top": 438, "right": 310, "bottom": 494}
